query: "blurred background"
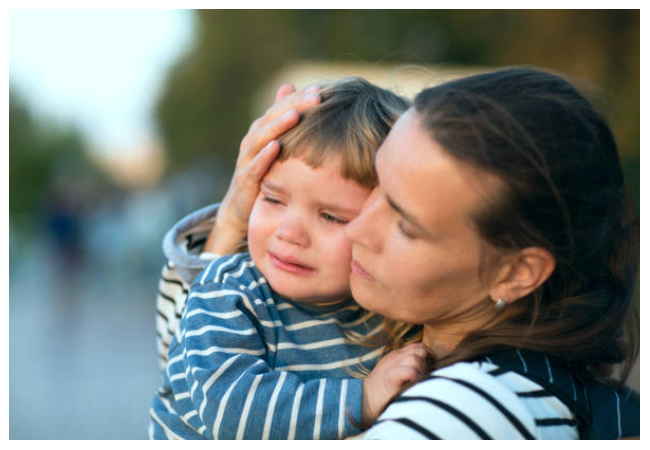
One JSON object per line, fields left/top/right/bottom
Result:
{"left": 9, "top": 9, "right": 639, "bottom": 439}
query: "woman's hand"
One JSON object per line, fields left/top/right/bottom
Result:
{"left": 204, "top": 83, "right": 322, "bottom": 255}
{"left": 361, "top": 343, "right": 433, "bottom": 427}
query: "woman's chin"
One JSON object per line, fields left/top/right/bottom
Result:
{"left": 350, "top": 276, "right": 378, "bottom": 309}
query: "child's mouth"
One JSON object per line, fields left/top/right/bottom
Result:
{"left": 268, "top": 252, "right": 316, "bottom": 276}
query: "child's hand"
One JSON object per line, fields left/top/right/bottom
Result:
{"left": 204, "top": 84, "right": 321, "bottom": 255}
{"left": 361, "top": 343, "right": 433, "bottom": 426}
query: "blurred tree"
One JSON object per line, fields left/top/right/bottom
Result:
{"left": 9, "top": 89, "right": 110, "bottom": 236}
{"left": 155, "top": 10, "right": 638, "bottom": 205}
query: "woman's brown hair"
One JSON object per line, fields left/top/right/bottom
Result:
{"left": 411, "top": 67, "right": 639, "bottom": 384}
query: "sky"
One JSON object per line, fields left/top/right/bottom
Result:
{"left": 9, "top": 9, "right": 194, "bottom": 156}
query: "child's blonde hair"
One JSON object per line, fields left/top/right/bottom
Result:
{"left": 278, "top": 77, "right": 409, "bottom": 188}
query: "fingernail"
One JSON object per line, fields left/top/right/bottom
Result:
{"left": 304, "top": 85, "right": 319, "bottom": 94}
{"left": 304, "top": 93, "right": 320, "bottom": 103}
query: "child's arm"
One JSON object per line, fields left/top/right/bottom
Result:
{"left": 361, "top": 344, "right": 433, "bottom": 427}
{"left": 166, "top": 281, "right": 365, "bottom": 439}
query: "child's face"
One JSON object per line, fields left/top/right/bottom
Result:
{"left": 248, "top": 155, "right": 372, "bottom": 304}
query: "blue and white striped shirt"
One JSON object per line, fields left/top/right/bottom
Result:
{"left": 150, "top": 252, "right": 384, "bottom": 439}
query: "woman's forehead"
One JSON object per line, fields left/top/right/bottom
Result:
{"left": 376, "top": 110, "right": 496, "bottom": 230}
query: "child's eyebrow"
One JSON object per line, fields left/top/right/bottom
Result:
{"left": 261, "top": 180, "right": 287, "bottom": 193}
{"left": 314, "top": 200, "right": 361, "bottom": 217}
{"left": 262, "top": 180, "right": 361, "bottom": 217}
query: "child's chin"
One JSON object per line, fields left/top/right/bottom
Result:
{"left": 271, "top": 283, "right": 318, "bottom": 303}
{"left": 266, "top": 276, "right": 301, "bottom": 298}
{"left": 268, "top": 279, "right": 346, "bottom": 304}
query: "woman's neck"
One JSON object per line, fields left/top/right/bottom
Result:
{"left": 421, "top": 325, "right": 463, "bottom": 358}
{"left": 421, "top": 301, "right": 525, "bottom": 358}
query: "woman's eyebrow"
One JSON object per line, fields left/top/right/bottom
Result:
{"left": 385, "top": 194, "right": 430, "bottom": 236}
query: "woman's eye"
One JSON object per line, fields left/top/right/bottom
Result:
{"left": 398, "top": 220, "right": 416, "bottom": 239}
{"left": 321, "top": 212, "right": 347, "bottom": 224}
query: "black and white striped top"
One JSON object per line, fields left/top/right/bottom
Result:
{"left": 363, "top": 360, "right": 579, "bottom": 439}
{"left": 156, "top": 261, "right": 191, "bottom": 371}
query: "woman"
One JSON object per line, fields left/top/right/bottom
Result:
{"left": 155, "top": 68, "right": 639, "bottom": 439}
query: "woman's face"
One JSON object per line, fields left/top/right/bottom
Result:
{"left": 345, "top": 109, "right": 499, "bottom": 329}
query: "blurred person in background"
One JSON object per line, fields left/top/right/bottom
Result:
{"left": 45, "top": 186, "right": 84, "bottom": 274}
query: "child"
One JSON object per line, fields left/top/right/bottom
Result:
{"left": 149, "top": 78, "right": 422, "bottom": 439}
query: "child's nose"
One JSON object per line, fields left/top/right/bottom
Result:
{"left": 275, "top": 214, "right": 310, "bottom": 247}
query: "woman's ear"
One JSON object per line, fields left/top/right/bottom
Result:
{"left": 489, "top": 247, "right": 556, "bottom": 305}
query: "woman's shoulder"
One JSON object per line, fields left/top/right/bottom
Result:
{"left": 162, "top": 203, "right": 220, "bottom": 284}
{"left": 363, "top": 360, "right": 577, "bottom": 440}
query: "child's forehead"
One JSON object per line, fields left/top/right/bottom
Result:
{"left": 271, "top": 153, "right": 343, "bottom": 177}
{"left": 263, "top": 155, "right": 369, "bottom": 193}
{"left": 279, "top": 140, "right": 342, "bottom": 164}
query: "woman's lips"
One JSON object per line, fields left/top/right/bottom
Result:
{"left": 351, "top": 259, "right": 376, "bottom": 282}
{"left": 269, "top": 252, "right": 316, "bottom": 276}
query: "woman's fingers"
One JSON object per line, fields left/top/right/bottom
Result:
{"left": 267, "top": 84, "right": 320, "bottom": 122}
{"left": 255, "top": 85, "right": 321, "bottom": 133}
{"left": 203, "top": 84, "right": 320, "bottom": 255}
{"left": 275, "top": 82, "right": 296, "bottom": 101}
{"left": 217, "top": 84, "right": 320, "bottom": 224}
{"left": 242, "top": 109, "right": 299, "bottom": 163}
{"left": 247, "top": 85, "right": 318, "bottom": 137}
{"left": 238, "top": 86, "right": 320, "bottom": 165}
{"left": 243, "top": 140, "right": 281, "bottom": 186}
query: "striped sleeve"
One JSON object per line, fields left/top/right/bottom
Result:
{"left": 363, "top": 362, "right": 543, "bottom": 440}
{"left": 167, "top": 281, "right": 363, "bottom": 439}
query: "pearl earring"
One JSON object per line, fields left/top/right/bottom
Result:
{"left": 494, "top": 298, "right": 507, "bottom": 311}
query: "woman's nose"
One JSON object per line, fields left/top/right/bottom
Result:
{"left": 345, "top": 187, "right": 383, "bottom": 252}
{"left": 275, "top": 213, "right": 310, "bottom": 247}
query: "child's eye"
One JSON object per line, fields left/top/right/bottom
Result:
{"left": 321, "top": 212, "right": 347, "bottom": 224}
{"left": 263, "top": 195, "right": 283, "bottom": 205}
{"left": 398, "top": 220, "right": 416, "bottom": 239}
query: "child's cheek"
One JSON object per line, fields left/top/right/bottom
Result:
{"left": 247, "top": 201, "right": 267, "bottom": 249}
{"left": 323, "top": 232, "right": 354, "bottom": 271}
